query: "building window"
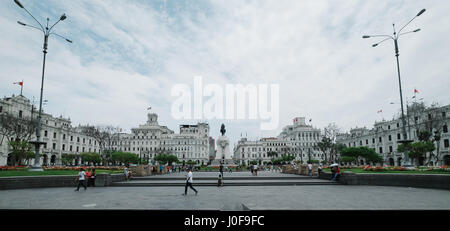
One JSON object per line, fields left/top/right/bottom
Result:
{"left": 379, "top": 137, "right": 382, "bottom": 143}
{"left": 444, "top": 139, "right": 449, "bottom": 148}
{"left": 63, "top": 134, "right": 66, "bottom": 140}
{"left": 388, "top": 135, "right": 392, "bottom": 141}
{"left": 19, "top": 110, "right": 23, "bottom": 118}
{"left": 379, "top": 147, "right": 383, "bottom": 153}
{"left": 62, "top": 144, "right": 65, "bottom": 151}
{"left": 70, "top": 145, "right": 73, "bottom": 151}
{"left": 0, "top": 106, "right": 2, "bottom": 113}
{"left": 397, "top": 133, "right": 401, "bottom": 140}
{"left": 70, "top": 136, "right": 73, "bottom": 141}
{"left": 442, "top": 111, "right": 446, "bottom": 118}
{"left": 52, "top": 143, "right": 56, "bottom": 150}
{"left": 53, "top": 132, "right": 56, "bottom": 139}
{"left": 443, "top": 125, "right": 448, "bottom": 133}
{"left": 366, "top": 140, "right": 368, "bottom": 145}
{"left": 44, "top": 131, "right": 48, "bottom": 137}
{"left": 388, "top": 125, "right": 391, "bottom": 130}
{"left": 389, "top": 146, "right": 393, "bottom": 153}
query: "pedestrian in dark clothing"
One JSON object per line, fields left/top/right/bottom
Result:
{"left": 218, "top": 174, "right": 223, "bottom": 187}
{"left": 75, "top": 168, "right": 87, "bottom": 191}
{"left": 219, "top": 164, "right": 224, "bottom": 177}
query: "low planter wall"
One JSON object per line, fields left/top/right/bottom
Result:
{"left": 0, "top": 173, "right": 126, "bottom": 190}
{"left": 318, "top": 171, "right": 450, "bottom": 190}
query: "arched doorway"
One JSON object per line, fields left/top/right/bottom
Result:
{"left": 397, "top": 157, "right": 402, "bottom": 166}
{"left": 7, "top": 153, "right": 13, "bottom": 166}
{"left": 444, "top": 155, "right": 450, "bottom": 166}
{"left": 389, "top": 158, "right": 394, "bottom": 166}
{"left": 50, "top": 155, "right": 56, "bottom": 166}
{"left": 43, "top": 154, "right": 48, "bottom": 166}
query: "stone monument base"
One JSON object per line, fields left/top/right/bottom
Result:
{"left": 210, "top": 159, "right": 237, "bottom": 167}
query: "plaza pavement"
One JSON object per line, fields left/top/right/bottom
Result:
{"left": 0, "top": 171, "right": 449, "bottom": 210}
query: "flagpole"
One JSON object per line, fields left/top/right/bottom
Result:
{"left": 20, "top": 80, "right": 23, "bottom": 96}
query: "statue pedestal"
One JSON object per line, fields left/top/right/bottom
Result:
{"left": 210, "top": 135, "right": 236, "bottom": 166}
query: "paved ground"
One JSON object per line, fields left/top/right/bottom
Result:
{"left": 1, "top": 183, "right": 449, "bottom": 210}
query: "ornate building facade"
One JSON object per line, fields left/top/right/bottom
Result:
{"left": 0, "top": 94, "right": 212, "bottom": 166}
{"left": 336, "top": 104, "right": 450, "bottom": 166}
{"left": 233, "top": 117, "right": 323, "bottom": 165}
{"left": 0, "top": 95, "right": 100, "bottom": 166}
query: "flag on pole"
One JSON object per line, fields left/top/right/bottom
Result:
{"left": 309, "top": 119, "right": 312, "bottom": 122}
{"left": 13, "top": 81, "right": 23, "bottom": 95}
{"left": 414, "top": 88, "right": 419, "bottom": 94}
{"left": 147, "top": 106, "right": 152, "bottom": 110}
{"left": 377, "top": 109, "right": 382, "bottom": 113}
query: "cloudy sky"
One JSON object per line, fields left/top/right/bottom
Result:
{"left": 1, "top": 0, "right": 449, "bottom": 149}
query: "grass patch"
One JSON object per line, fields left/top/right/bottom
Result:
{"left": 0, "top": 169, "right": 123, "bottom": 177}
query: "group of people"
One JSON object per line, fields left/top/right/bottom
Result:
{"left": 75, "top": 168, "right": 96, "bottom": 191}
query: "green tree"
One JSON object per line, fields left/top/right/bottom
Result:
{"left": 154, "top": 154, "right": 179, "bottom": 166}
{"left": 111, "top": 151, "right": 139, "bottom": 166}
{"left": 341, "top": 146, "right": 382, "bottom": 165}
{"left": 61, "top": 153, "right": 76, "bottom": 166}
{"left": 8, "top": 140, "right": 34, "bottom": 166}
{"left": 398, "top": 141, "right": 435, "bottom": 166}
{"left": 80, "top": 152, "right": 102, "bottom": 166}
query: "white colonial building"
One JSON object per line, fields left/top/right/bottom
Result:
{"left": 0, "top": 94, "right": 100, "bottom": 166}
{"left": 0, "top": 94, "right": 214, "bottom": 166}
{"left": 336, "top": 104, "right": 450, "bottom": 166}
{"left": 111, "top": 113, "right": 212, "bottom": 165}
{"left": 234, "top": 117, "right": 323, "bottom": 165}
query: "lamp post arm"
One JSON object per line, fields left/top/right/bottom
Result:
{"left": 21, "top": 6, "right": 45, "bottom": 32}
{"left": 49, "top": 32, "right": 72, "bottom": 43}
{"left": 364, "top": 34, "right": 394, "bottom": 40}
{"left": 398, "top": 16, "right": 418, "bottom": 35}
{"left": 48, "top": 19, "right": 61, "bottom": 33}
{"left": 18, "top": 21, "right": 44, "bottom": 33}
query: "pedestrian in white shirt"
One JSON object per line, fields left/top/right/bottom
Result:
{"left": 183, "top": 168, "right": 198, "bottom": 195}
{"left": 75, "top": 168, "right": 87, "bottom": 191}
{"left": 308, "top": 163, "right": 313, "bottom": 177}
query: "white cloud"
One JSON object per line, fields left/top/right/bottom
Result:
{"left": 1, "top": 0, "right": 449, "bottom": 149}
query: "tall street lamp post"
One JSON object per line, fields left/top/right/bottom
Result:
{"left": 14, "top": 0, "right": 72, "bottom": 171}
{"left": 363, "top": 9, "right": 426, "bottom": 168}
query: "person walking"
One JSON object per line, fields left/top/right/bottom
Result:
{"left": 75, "top": 168, "right": 87, "bottom": 191}
{"left": 218, "top": 173, "right": 223, "bottom": 187}
{"left": 183, "top": 168, "right": 198, "bottom": 195}
{"left": 219, "top": 164, "right": 224, "bottom": 178}
{"left": 308, "top": 163, "right": 313, "bottom": 177}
